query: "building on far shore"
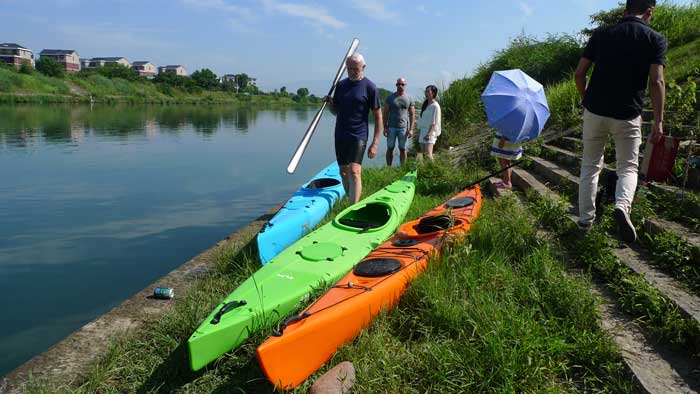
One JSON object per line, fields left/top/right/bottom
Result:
{"left": 219, "top": 74, "right": 257, "bottom": 88}
{"left": 86, "top": 57, "right": 130, "bottom": 68}
{"left": 80, "top": 58, "right": 91, "bottom": 69}
{"left": 158, "top": 65, "right": 187, "bottom": 76}
{"left": 220, "top": 74, "right": 236, "bottom": 84}
{"left": 0, "top": 43, "right": 35, "bottom": 68}
{"left": 39, "top": 49, "right": 80, "bottom": 73}
{"left": 131, "top": 61, "right": 156, "bottom": 77}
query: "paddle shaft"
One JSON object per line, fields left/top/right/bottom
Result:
{"left": 464, "top": 160, "right": 522, "bottom": 189}
{"left": 287, "top": 38, "right": 360, "bottom": 174}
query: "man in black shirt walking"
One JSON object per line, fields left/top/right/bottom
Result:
{"left": 574, "top": 0, "right": 666, "bottom": 242}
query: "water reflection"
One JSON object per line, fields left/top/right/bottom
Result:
{"left": 0, "top": 104, "right": 263, "bottom": 148}
{"left": 0, "top": 103, "right": 390, "bottom": 376}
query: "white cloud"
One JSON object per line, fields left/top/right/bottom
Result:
{"left": 180, "top": 0, "right": 254, "bottom": 18}
{"left": 351, "top": 0, "right": 399, "bottom": 22}
{"left": 260, "top": 0, "right": 346, "bottom": 29}
{"left": 59, "top": 24, "right": 177, "bottom": 55}
{"left": 181, "top": 0, "right": 258, "bottom": 33}
{"left": 519, "top": 1, "right": 534, "bottom": 17}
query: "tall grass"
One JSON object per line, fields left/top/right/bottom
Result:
{"left": 545, "top": 78, "right": 582, "bottom": 131}
{"left": 441, "top": 34, "right": 582, "bottom": 137}
{"left": 0, "top": 67, "right": 70, "bottom": 95}
{"left": 18, "top": 160, "right": 636, "bottom": 393}
{"left": 652, "top": 1, "right": 700, "bottom": 47}
{"left": 442, "top": 1, "right": 700, "bottom": 145}
{"left": 301, "top": 196, "right": 633, "bottom": 393}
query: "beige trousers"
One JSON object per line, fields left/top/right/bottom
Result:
{"left": 578, "top": 109, "right": 642, "bottom": 224}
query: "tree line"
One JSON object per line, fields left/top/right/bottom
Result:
{"left": 16, "top": 57, "right": 319, "bottom": 102}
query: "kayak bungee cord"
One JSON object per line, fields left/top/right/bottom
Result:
{"left": 270, "top": 200, "right": 479, "bottom": 338}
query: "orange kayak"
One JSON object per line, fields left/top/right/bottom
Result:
{"left": 256, "top": 186, "right": 482, "bottom": 389}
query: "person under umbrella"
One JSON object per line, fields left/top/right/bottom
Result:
{"left": 482, "top": 69, "right": 550, "bottom": 189}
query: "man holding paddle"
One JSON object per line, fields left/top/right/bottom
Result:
{"left": 325, "top": 53, "right": 382, "bottom": 204}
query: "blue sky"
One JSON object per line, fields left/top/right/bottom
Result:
{"left": 1, "top": 0, "right": 693, "bottom": 95}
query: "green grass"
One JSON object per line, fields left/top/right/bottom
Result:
{"left": 545, "top": 78, "right": 582, "bottom": 132}
{"left": 19, "top": 159, "right": 637, "bottom": 393}
{"left": 666, "top": 39, "right": 700, "bottom": 82}
{"left": 0, "top": 67, "right": 70, "bottom": 95}
{"left": 527, "top": 192, "right": 700, "bottom": 352}
{"left": 0, "top": 67, "right": 307, "bottom": 105}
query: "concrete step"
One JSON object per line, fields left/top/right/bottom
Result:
{"left": 528, "top": 155, "right": 582, "bottom": 196}
{"left": 541, "top": 144, "right": 618, "bottom": 180}
{"left": 612, "top": 243, "right": 700, "bottom": 332}
{"left": 486, "top": 177, "right": 514, "bottom": 199}
{"left": 511, "top": 168, "right": 563, "bottom": 203}
{"left": 520, "top": 166, "right": 700, "bottom": 334}
{"left": 646, "top": 217, "right": 700, "bottom": 253}
{"left": 502, "top": 167, "right": 700, "bottom": 393}
{"left": 549, "top": 136, "right": 582, "bottom": 153}
{"left": 647, "top": 183, "right": 700, "bottom": 220}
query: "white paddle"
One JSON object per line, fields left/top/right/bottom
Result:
{"left": 286, "top": 38, "right": 360, "bottom": 174}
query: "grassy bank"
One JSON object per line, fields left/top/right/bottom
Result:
{"left": 22, "top": 159, "right": 636, "bottom": 393}
{"left": 440, "top": 1, "right": 700, "bottom": 144}
{"left": 0, "top": 67, "right": 307, "bottom": 105}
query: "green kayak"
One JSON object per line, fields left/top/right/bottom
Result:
{"left": 188, "top": 171, "right": 417, "bottom": 371}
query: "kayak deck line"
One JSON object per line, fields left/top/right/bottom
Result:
{"left": 257, "top": 162, "right": 345, "bottom": 264}
{"left": 188, "top": 171, "right": 417, "bottom": 372}
{"left": 257, "top": 186, "right": 482, "bottom": 389}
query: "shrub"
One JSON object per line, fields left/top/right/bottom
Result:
{"left": 36, "top": 57, "right": 64, "bottom": 78}
{"left": 545, "top": 78, "right": 582, "bottom": 131}
{"left": 19, "top": 63, "right": 33, "bottom": 75}
{"left": 475, "top": 34, "right": 582, "bottom": 87}
{"left": 582, "top": 2, "right": 700, "bottom": 47}
{"left": 441, "top": 34, "right": 582, "bottom": 135}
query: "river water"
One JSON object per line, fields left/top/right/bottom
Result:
{"left": 0, "top": 104, "right": 389, "bottom": 376}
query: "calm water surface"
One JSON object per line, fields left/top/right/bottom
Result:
{"left": 0, "top": 104, "right": 389, "bottom": 376}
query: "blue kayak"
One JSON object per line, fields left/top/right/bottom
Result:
{"left": 257, "top": 162, "right": 345, "bottom": 264}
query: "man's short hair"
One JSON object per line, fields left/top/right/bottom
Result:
{"left": 626, "top": 0, "right": 656, "bottom": 14}
{"left": 348, "top": 53, "right": 365, "bottom": 65}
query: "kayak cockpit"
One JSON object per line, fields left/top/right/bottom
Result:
{"left": 304, "top": 178, "right": 341, "bottom": 189}
{"left": 335, "top": 202, "right": 392, "bottom": 232}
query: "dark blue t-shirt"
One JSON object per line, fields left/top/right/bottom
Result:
{"left": 332, "top": 77, "right": 381, "bottom": 141}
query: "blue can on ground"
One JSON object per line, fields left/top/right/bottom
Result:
{"left": 153, "top": 287, "right": 175, "bottom": 299}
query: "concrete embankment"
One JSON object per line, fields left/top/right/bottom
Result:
{"left": 1, "top": 204, "right": 281, "bottom": 394}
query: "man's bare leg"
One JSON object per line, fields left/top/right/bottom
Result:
{"left": 386, "top": 149, "right": 394, "bottom": 167}
{"left": 339, "top": 164, "right": 351, "bottom": 196}
{"left": 348, "top": 163, "right": 362, "bottom": 204}
{"left": 399, "top": 148, "right": 407, "bottom": 165}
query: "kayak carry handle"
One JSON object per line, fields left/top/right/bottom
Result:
{"left": 273, "top": 312, "right": 311, "bottom": 337}
{"left": 210, "top": 300, "right": 247, "bottom": 325}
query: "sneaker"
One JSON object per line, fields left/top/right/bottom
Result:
{"left": 614, "top": 208, "right": 637, "bottom": 243}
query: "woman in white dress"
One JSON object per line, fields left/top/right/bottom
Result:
{"left": 417, "top": 85, "right": 441, "bottom": 161}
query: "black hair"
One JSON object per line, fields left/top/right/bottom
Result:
{"left": 626, "top": 0, "right": 656, "bottom": 14}
{"left": 421, "top": 85, "right": 438, "bottom": 113}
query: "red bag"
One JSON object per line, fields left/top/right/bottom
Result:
{"left": 640, "top": 135, "right": 680, "bottom": 182}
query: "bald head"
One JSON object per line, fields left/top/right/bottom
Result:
{"left": 395, "top": 77, "right": 407, "bottom": 94}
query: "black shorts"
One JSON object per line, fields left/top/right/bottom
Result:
{"left": 335, "top": 138, "right": 367, "bottom": 166}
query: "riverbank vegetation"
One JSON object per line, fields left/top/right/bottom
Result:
{"left": 439, "top": 1, "right": 700, "bottom": 148}
{"left": 0, "top": 63, "right": 321, "bottom": 105}
{"left": 22, "top": 159, "right": 637, "bottom": 393}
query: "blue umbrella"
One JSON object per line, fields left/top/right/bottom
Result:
{"left": 481, "top": 69, "right": 550, "bottom": 143}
